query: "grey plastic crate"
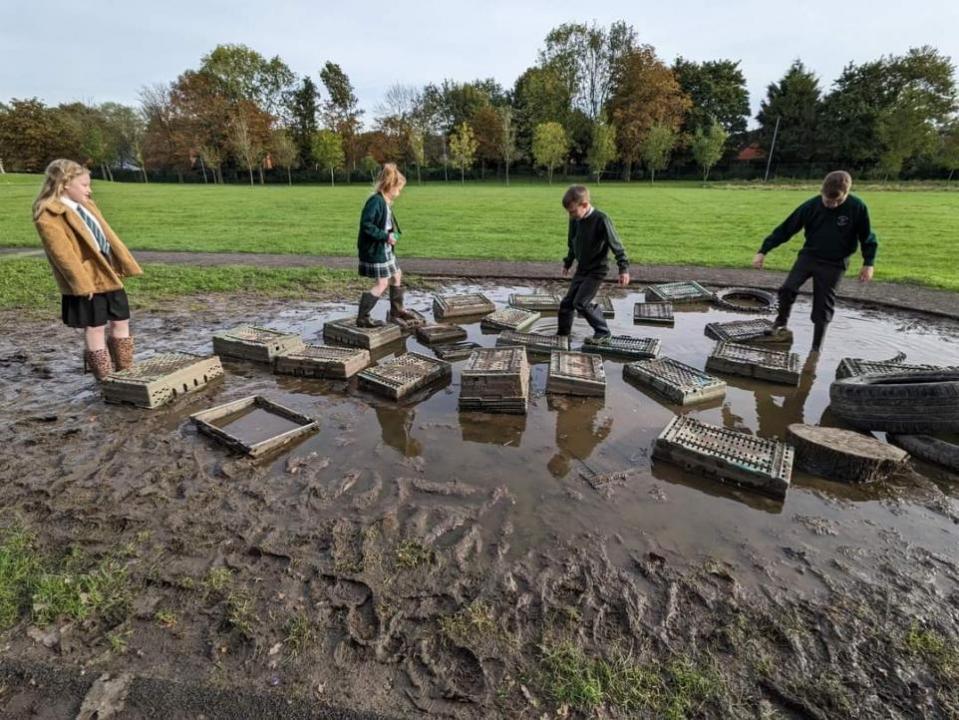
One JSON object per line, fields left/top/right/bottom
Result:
{"left": 653, "top": 415, "right": 793, "bottom": 499}
{"left": 623, "top": 357, "right": 726, "bottom": 405}
{"left": 633, "top": 301, "right": 675, "bottom": 326}
{"left": 102, "top": 352, "right": 224, "bottom": 408}
{"left": 481, "top": 307, "right": 541, "bottom": 333}
{"left": 834, "top": 356, "right": 945, "bottom": 379}
{"left": 273, "top": 344, "right": 370, "bottom": 379}
{"left": 546, "top": 351, "right": 606, "bottom": 397}
{"left": 432, "top": 293, "right": 495, "bottom": 320}
{"left": 704, "top": 318, "right": 779, "bottom": 343}
{"left": 322, "top": 317, "right": 403, "bottom": 350}
{"left": 433, "top": 341, "right": 482, "bottom": 361}
{"left": 459, "top": 346, "right": 530, "bottom": 414}
{"left": 357, "top": 351, "right": 452, "bottom": 400}
{"left": 580, "top": 335, "right": 661, "bottom": 360}
{"left": 645, "top": 281, "right": 714, "bottom": 304}
{"left": 387, "top": 308, "right": 428, "bottom": 334}
{"left": 496, "top": 329, "right": 570, "bottom": 357}
{"left": 415, "top": 323, "right": 468, "bottom": 345}
{"left": 191, "top": 396, "right": 318, "bottom": 458}
{"left": 706, "top": 341, "right": 801, "bottom": 385}
{"left": 508, "top": 293, "right": 562, "bottom": 312}
{"left": 213, "top": 325, "right": 304, "bottom": 363}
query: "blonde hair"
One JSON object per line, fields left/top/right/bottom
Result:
{"left": 33, "top": 159, "right": 89, "bottom": 220}
{"left": 821, "top": 170, "right": 852, "bottom": 199}
{"left": 374, "top": 163, "right": 406, "bottom": 197}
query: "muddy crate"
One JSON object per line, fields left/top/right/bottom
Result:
{"left": 481, "top": 307, "right": 541, "bottom": 333}
{"left": 706, "top": 341, "right": 801, "bottom": 385}
{"left": 213, "top": 325, "right": 304, "bottom": 363}
{"left": 623, "top": 357, "right": 726, "bottom": 405}
{"left": 432, "top": 341, "right": 482, "bottom": 361}
{"left": 415, "top": 323, "right": 468, "bottom": 345}
{"left": 496, "top": 330, "right": 570, "bottom": 358}
{"left": 387, "top": 308, "right": 428, "bottom": 334}
{"left": 508, "top": 293, "right": 562, "bottom": 312}
{"left": 580, "top": 335, "right": 661, "bottom": 360}
{"left": 322, "top": 317, "right": 403, "bottom": 350}
{"left": 704, "top": 318, "right": 787, "bottom": 344}
{"left": 645, "top": 281, "right": 714, "bottom": 304}
{"left": 835, "top": 356, "right": 944, "bottom": 379}
{"left": 459, "top": 346, "right": 530, "bottom": 414}
{"left": 595, "top": 294, "right": 615, "bottom": 318}
{"left": 546, "top": 351, "right": 606, "bottom": 397}
{"left": 273, "top": 344, "right": 370, "bottom": 379}
{"left": 653, "top": 415, "right": 793, "bottom": 499}
{"left": 633, "top": 301, "right": 675, "bottom": 326}
{"left": 102, "top": 352, "right": 224, "bottom": 408}
{"left": 191, "top": 395, "right": 318, "bottom": 458}
{"left": 357, "top": 351, "right": 452, "bottom": 400}
{"left": 432, "top": 293, "right": 495, "bottom": 320}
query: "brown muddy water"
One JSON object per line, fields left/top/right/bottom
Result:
{"left": 1, "top": 281, "right": 958, "bottom": 719}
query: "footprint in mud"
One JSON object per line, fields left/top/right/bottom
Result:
{"left": 346, "top": 598, "right": 380, "bottom": 644}
{"left": 417, "top": 640, "right": 486, "bottom": 703}
{"left": 329, "top": 578, "right": 372, "bottom": 608}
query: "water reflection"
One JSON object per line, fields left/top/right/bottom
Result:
{"left": 460, "top": 411, "right": 527, "bottom": 446}
{"left": 546, "top": 395, "right": 613, "bottom": 478}
{"left": 373, "top": 403, "right": 422, "bottom": 457}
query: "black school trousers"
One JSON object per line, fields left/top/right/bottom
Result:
{"left": 776, "top": 253, "right": 846, "bottom": 326}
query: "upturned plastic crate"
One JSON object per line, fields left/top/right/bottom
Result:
{"left": 323, "top": 317, "right": 403, "bottom": 350}
{"left": 213, "top": 326, "right": 304, "bottom": 363}
{"left": 580, "top": 335, "right": 661, "bottom": 360}
{"left": 623, "top": 356, "right": 726, "bottom": 405}
{"left": 432, "top": 293, "right": 495, "bottom": 320}
{"left": 273, "top": 344, "right": 370, "bottom": 379}
{"left": 102, "top": 352, "right": 224, "bottom": 408}
{"left": 633, "top": 301, "right": 675, "bottom": 326}
{"left": 546, "top": 351, "right": 606, "bottom": 397}
{"left": 459, "top": 346, "right": 530, "bottom": 414}
{"left": 480, "top": 307, "right": 541, "bottom": 333}
{"left": 645, "top": 281, "right": 714, "bottom": 304}
{"left": 706, "top": 341, "right": 800, "bottom": 385}
{"left": 357, "top": 351, "right": 452, "bottom": 400}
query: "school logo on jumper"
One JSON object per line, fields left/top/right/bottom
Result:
{"left": 836, "top": 215, "right": 850, "bottom": 227}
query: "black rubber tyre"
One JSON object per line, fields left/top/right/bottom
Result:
{"left": 887, "top": 434, "right": 959, "bottom": 473}
{"left": 713, "top": 287, "right": 778, "bottom": 314}
{"left": 829, "top": 370, "right": 959, "bottom": 433}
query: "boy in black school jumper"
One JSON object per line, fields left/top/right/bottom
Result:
{"left": 557, "top": 185, "right": 630, "bottom": 344}
{"left": 752, "top": 170, "right": 877, "bottom": 351}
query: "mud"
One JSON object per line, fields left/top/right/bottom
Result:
{"left": 1, "top": 284, "right": 958, "bottom": 719}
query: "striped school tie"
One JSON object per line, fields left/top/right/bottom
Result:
{"left": 76, "top": 205, "right": 111, "bottom": 256}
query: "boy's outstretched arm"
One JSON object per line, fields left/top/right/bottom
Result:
{"left": 603, "top": 216, "right": 631, "bottom": 285}
{"left": 562, "top": 218, "right": 576, "bottom": 277}
{"left": 753, "top": 203, "right": 806, "bottom": 269}
{"left": 857, "top": 205, "right": 877, "bottom": 282}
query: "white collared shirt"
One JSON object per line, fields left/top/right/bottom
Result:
{"left": 60, "top": 196, "right": 107, "bottom": 241}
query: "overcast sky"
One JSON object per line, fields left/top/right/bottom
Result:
{"left": 2, "top": 0, "right": 956, "bottom": 127}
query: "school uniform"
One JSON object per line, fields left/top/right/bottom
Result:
{"left": 357, "top": 193, "right": 400, "bottom": 279}
{"left": 557, "top": 207, "right": 629, "bottom": 337}
{"left": 760, "top": 194, "right": 877, "bottom": 327}
{"left": 34, "top": 197, "right": 142, "bottom": 328}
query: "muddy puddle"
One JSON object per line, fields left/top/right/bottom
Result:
{"left": 1, "top": 281, "right": 958, "bottom": 719}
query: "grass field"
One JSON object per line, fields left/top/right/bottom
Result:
{"left": 2, "top": 172, "right": 957, "bottom": 291}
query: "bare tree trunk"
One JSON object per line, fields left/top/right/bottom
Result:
{"left": 177, "top": 169, "right": 183, "bottom": 184}
{"left": 287, "top": 167, "right": 292, "bottom": 186}
{"left": 330, "top": 167, "right": 335, "bottom": 187}
{"left": 949, "top": 169, "right": 955, "bottom": 182}
{"left": 141, "top": 167, "right": 148, "bottom": 183}
{"left": 624, "top": 160, "right": 631, "bottom": 182}
{"left": 199, "top": 156, "right": 208, "bottom": 184}
{"left": 505, "top": 158, "right": 510, "bottom": 187}
{"left": 650, "top": 168, "right": 655, "bottom": 184}
{"left": 460, "top": 166, "right": 464, "bottom": 184}
{"left": 248, "top": 167, "right": 254, "bottom": 187}
{"left": 258, "top": 166, "right": 265, "bottom": 185}
{"left": 416, "top": 165, "right": 421, "bottom": 185}
{"left": 0, "top": 158, "right": 5, "bottom": 174}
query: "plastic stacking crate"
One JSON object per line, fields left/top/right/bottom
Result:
{"left": 357, "top": 351, "right": 452, "bottom": 400}
{"left": 191, "top": 396, "right": 318, "bottom": 458}
{"left": 834, "top": 356, "right": 945, "bottom": 380}
{"left": 706, "top": 341, "right": 801, "bottom": 386}
{"left": 480, "top": 307, "right": 541, "bottom": 333}
{"left": 386, "top": 308, "right": 428, "bottom": 334}
{"left": 459, "top": 346, "right": 530, "bottom": 414}
{"left": 415, "top": 324, "right": 468, "bottom": 345}
{"left": 580, "top": 335, "right": 661, "bottom": 360}
{"left": 273, "top": 344, "right": 370, "bottom": 380}
{"left": 653, "top": 415, "right": 794, "bottom": 499}
{"left": 102, "top": 353, "right": 224, "bottom": 408}
{"left": 704, "top": 318, "right": 778, "bottom": 343}
{"left": 433, "top": 342, "right": 482, "bottom": 361}
{"left": 322, "top": 317, "right": 403, "bottom": 350}
{"left": 645, "top": 281, "right": 714, "bottom": 304}
{"left": 623, "top": 357, "right": 726, "bottom": 405}
{"left": 633, "top": 301, "right": 675, "bottom": 326}
{"left": 496, "top": 330, "right": 570, "bottom": 358}
{"left": 508, "top": 293, "right": 562, "bottom": 312}
{"left": 213, "top": 325, "right": 304, "bottom": 363}
{"left": 432, "top": 293, "right": 495, "bottom": 320}
{"left": 595, "top": 295, "right": 615, "bottom": 318}
{"left": 546, "top": 351, "right": 606, "bottom": 397}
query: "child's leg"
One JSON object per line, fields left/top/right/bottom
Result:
{"left": 106, "top": 319, "right": 134, "bottom": 370}
{"left": 809, "top": 261, "right": 845, "bottom": 351}
{"left": 387, "top": 269, "right": 414, "bottom": 319}
{"left": 358, "top": 277, "right": 389, "bottom": 327}
{"left": 389, "top": 269, "right": 402, "bottom": 287}
{"left": 370, "top": 278, "right": 389, "bottom": 296}
{"left": 109, "top": 319, "right": 130, "bottom": 339}
{"left": 571, "top": 276, "right": 608, "bottom": 336}
{"left": 84, "top": 325, "right": 107, "bottom": 351}
{"left": 774, "top": 255, "right": 816, "bottom": 328}
{"left": 557, "top": 277, "right": 584, "bottom": 336}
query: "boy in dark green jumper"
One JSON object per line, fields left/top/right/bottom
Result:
{"left": 753, "top": 171, "right": 877, "bottom": 351}
{"left": 557, "top": 185, "right": 630, "bottom": 343}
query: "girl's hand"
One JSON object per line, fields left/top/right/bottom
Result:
{"left": 87, "top": 293, "right": 94, "bottom": 300}
{"left": 387, "top": 233, "right": 397, "bottom": 246}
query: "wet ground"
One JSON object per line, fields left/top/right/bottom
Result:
{"left": 1, "top": 281, "right": 958, "bottom": 719}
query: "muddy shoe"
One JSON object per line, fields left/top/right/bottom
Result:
{"left": 764, "top": 324, "right": 792, "bottom": 341}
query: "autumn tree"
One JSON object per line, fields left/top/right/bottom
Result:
{"left": 532, "top": 121, "right": 568, "bottom": 183}
{"left": 271, "top": 128, "right": 299, "bottom": 185}
{"left": 312, "top": 129, "right": 345, "bottom": 186}
{"left": 229, "top": 101, "right": 271, "bottom": 186}
{"left": 690, "top": 123, "right": 729, "bottom": 182}
{"left": 498, "top": 106, "right": 518, "bottom": 185}
{"left": 471, "top": 104, "right": 503, "bottom": 178}
{"left": 0, "top": 98, "right": 63, "bottom": 171}
{"left": 448, "top": 122, "right": 478, "bottom": 183}
{"left": 608, "top": 46, "right": 691, "bottom": 180}
{"left": 640, "top": 123, "right": 677, "bottom": 182}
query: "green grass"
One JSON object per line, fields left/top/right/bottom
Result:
{"left": 2, "top": 172, "right": 957, "bottom": 290}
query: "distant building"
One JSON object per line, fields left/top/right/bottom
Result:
{"left": 736, "top": 143, "right": 766, "bottom": 162}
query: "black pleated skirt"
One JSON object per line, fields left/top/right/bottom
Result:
{"left": 61, "top": 289, "right": 130, "bottom": 328}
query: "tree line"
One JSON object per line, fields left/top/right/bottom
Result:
{"left": 1, "top": 22, "right": 957, "bottom": 183}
